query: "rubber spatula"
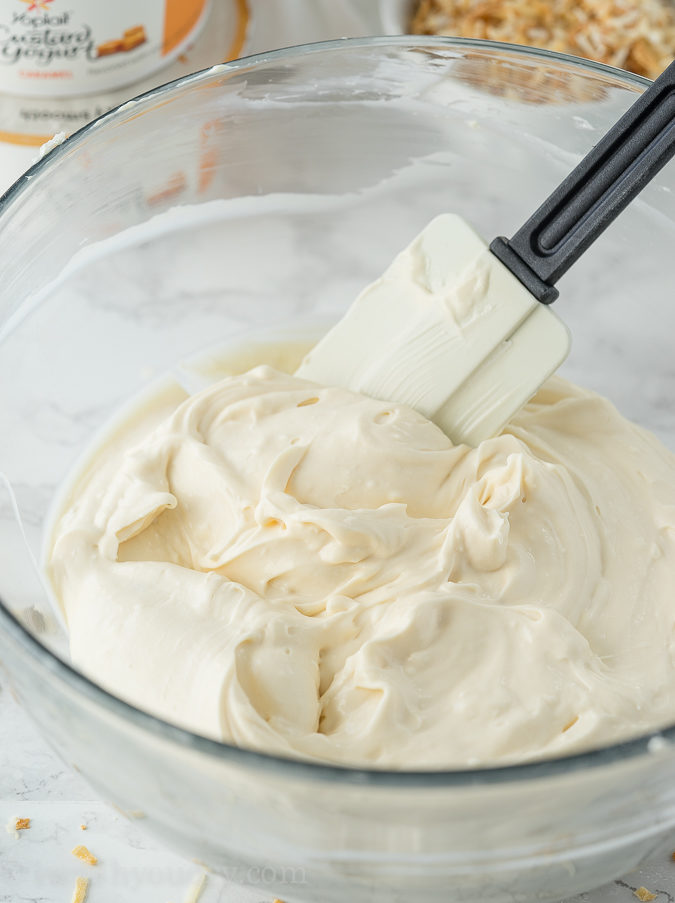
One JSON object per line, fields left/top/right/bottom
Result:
{"left": 297, "top": 60, "right": 675, "bottom": 446}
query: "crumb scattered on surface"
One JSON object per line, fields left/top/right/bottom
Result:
{"left": 411, "top": 0, "right": 675, "bottom": 78}
{"left": 15, "top": 817, "right": 30, "bottom": 830}
{"left": 71, "top": 845, "right": 98, "bottom": 866}
{"left": 183, "top": 872, "right": 207, "bottom": 903}
{"left": 634, "top": 887, "right": 657, "bottom": 902}
{"left": 80, "top": 824, "right": 87, "bottom": 830}
{"left": 70, "top": 876, "right": 89, "bottom": 903}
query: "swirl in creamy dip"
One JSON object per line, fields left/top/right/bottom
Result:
{"left": 47, "top": 365, "right": 675, "bottom": 768}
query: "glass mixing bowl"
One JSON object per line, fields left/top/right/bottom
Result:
{"left": 1, "top": 37, "right": 675, "bottom": 903}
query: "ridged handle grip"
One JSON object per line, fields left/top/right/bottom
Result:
{"left": 490, "top": 60, "right": 675, "bottom": 304}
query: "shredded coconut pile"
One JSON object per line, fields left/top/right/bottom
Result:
{"left": 411, "top": 0, "right": 675, "bottom": 78}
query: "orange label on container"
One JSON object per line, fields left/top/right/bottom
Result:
{"left": 0, "top": 129, "right": 51, "bottom": 146}
{"left": 163, "top": 0, "right": 207, "bottom": 56}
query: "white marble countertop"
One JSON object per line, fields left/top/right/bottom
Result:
{"left": 1, "top": 681, "right": 675, "bottom": 902}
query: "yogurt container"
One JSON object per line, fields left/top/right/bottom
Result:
{"left": 0, "top": 0, "right": 247, "bottom": 189}
{"left": 0, "top": 0, "right": 214, "bottom": 97}
{"left": 0, "top": 0, "right": 386, "bottom": 192}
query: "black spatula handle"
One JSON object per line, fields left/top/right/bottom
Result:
{"left": 490, "top": 60, "right": 675, "bottom": 304}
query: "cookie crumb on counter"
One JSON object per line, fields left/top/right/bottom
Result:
{"left": 71, "top": 845, "right": 98, "bottom": 866}
{"left": 634, "top": 887, "right": 657, "bottom": 902}
{"left": 70, "top": 876, "right": 89, "bottom": 903}
{"left": 79, "top": 824, "right": 87, "bottom": 830}
{"left": 5, "top": 815, "right": 28, "bottom": 837}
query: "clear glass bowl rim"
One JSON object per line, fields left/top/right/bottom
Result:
{"left": 0, "top": 35, "right": 669, "bottom": 788}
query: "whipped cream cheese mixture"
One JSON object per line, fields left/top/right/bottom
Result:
{"left": 47, "top": 360, "right": 675, "bottom": 768}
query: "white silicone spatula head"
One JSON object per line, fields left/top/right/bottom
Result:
{"left": 297, "top": 59, "right": 675, "bottom": 445}
{"left": 296, "top": 215, "right": 569, "bottom": 445}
